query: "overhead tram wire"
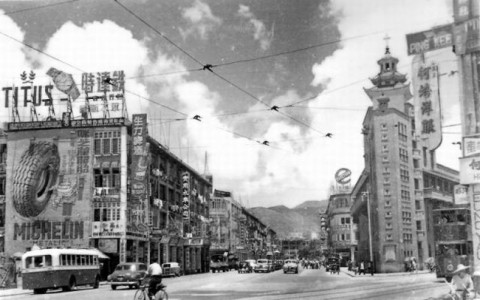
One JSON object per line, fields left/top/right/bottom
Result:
{"left": 113, "top": 0, "right": 204, "bottom": 66}
{"left": 1, "top": 0, "right": 78, "bottom": 16}
{"left": 114, "top": 0, "right": 327, "bottom": 137}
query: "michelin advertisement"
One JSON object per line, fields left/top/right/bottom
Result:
{"left": 4, "top": 128, "right": 94, "bottom": 252}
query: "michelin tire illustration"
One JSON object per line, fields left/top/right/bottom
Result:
{"left": 12, "top": 141, "right": 60, "bottom": 217}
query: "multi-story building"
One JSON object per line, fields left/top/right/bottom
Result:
{"left": 326, "top": 193, "right": 355, "bottom": 262}
{"left": 351, "top": 46, "right": 419, "bottom": 272}
{"left": 209, "top": 190, "right": 242, "bottom": 260}
{"left": 351, "top": 45, "right": 459, "bottom": 272}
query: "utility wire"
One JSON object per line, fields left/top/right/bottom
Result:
{"left": 126, "top": 68, "right": 203, "bottom": 79}
{"left": 0, "top": 30, "right": 84, "bottom": 72}
{"left": 1, "top": 0, "right": 78, "bottom": 16}
{"left": 210, "top": 31, "right": 384, "bottom": 69}
{"left": 114, "top": 0, "right": 327, "bottom": 136}
{"left": 114, "top": 0, "right": 204, "bottom": 66}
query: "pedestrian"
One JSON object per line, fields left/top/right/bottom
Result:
{"left": 359, "top": 261, "right": 365, "bottom": 275}
{"left": 368, "top": 261, "right": 374, "bottom": 276}
{"left": 347, "top": 260, "right": 352, "bottom": 271}
{"left": 449, "top": 264, "right": 474, "bottom": 300}
{"left": 411, "top": 258, "right": 417, "bottom": 274}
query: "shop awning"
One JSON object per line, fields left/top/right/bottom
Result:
{"left": 92, "top": 248, "right": 110, "bottom": 259}
{"left": 160, "top": 236, "right": 171, "bottom": 244}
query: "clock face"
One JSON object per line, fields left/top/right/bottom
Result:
{"left": 54, "top": 73, "right": 73, "bottom": 92}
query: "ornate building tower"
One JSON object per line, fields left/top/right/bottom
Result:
{"left": 354, "top": 45, "right": 418, "bottom": 272}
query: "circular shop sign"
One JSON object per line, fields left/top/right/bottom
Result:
{"left": 335, "top": 168, "right": 352, "bottom": 185}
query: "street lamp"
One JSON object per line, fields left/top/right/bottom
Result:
{"left": 362, "top": 191, "right": 373, "bottom": 263}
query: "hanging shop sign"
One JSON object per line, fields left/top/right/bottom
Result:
{"left": 98, "top": 238, "right": 118, "bottom": 253}
{"left": 182, "top": 171, "right": 191, "bottom": 220}
{"left": 454, "top": 185, "right": 469, "bottom": 205}
{"left": 412, "top": 59, "right": 442, "bottom": 150}
{"left": 453, "top": 0, "right": 473, "bottom": 23}
{"left": 463, "top": 135, "right": 480, "bottom": 157}
{"left": 406, "top": 24, "right": 453, "bottom": 55}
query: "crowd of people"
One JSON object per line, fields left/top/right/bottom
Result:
{"left": 347, "top": 260, "right": 375, "bottom": 276}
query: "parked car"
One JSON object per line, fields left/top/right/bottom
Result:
{"left": 283, "top": 259, "right": 299, "bottom": 274}
{"left": 162, "top": 262, "right": 182, "bottom": 277}
{"left": 107, "top": 262, "right": 147, "bottom": 290}
{"left": 274, "top": 260, "right": 284, "bottom": 270}
{"left": 255, "top": 259, "right": 273, "bottom": 273}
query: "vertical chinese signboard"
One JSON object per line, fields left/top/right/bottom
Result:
{"left": 412, "top": 57, "right": 442, "bottom": 150}
{"left": 182, "top": 171, "right": 190, "bottom": 221}
{"left": 131, "top": 114, "right": 148, "bottom": 202}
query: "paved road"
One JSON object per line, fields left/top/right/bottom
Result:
{"left": 4, "top": 267, "right": 453, "bottom": 300}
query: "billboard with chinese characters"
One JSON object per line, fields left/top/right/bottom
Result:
{"left": 412, "top": 58, "right": 442, "bottom": 150}
{"left": 454, "top": 185, "right": 469, "bottom": 205}
{"left": 1, "top": 69, "right": 125, "bottom": 123}
{"left": 4, "top": 128, "right": 95, "bottom": 254}
{"left": 460, "top": 157, "right": 480, "bottom": 184}
{"left": 453, "top": 18, "right": 480, "bottom": 55}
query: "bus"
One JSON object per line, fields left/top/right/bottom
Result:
{"left": 433, "top": 207, "right": 473, "bottom": 282}
{"left": 21, "top": 248, "right": 101, "bottom": 294}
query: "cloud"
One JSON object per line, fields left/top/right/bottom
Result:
{"left": 180, "top": 0, "right": 222, "bottom": 40}
{"left": 309, "top": 0, "right": 457, "bottom": 188}
{"left": 238, "top": 4, "right": 274, "bottom": 50}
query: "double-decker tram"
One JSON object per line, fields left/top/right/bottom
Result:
{"left": 433, "top": 207, "right": 473, "bottom": 282}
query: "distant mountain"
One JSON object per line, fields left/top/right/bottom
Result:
{"left": 248, "top": 200, "right": 328, "bottom": 239}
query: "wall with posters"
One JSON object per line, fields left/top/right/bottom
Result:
{"left": 4, "top": 128, "right": 94, "bottom": 253}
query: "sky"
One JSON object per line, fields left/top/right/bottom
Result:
{"left": 0, "top": 0, "right": 462, "bottom": 208}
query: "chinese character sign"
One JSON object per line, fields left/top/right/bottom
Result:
{"left": 182, "top": 171, "right": 190, "bottom": 220}
{"left": 131, "top": 114, "right": 148, "bottom": 202}
{"left": 412, "top": 57, "right": 442, "bottom": 150}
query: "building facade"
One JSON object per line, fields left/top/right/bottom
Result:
{"left": 351, "top": 47, "right": 419, "bottom": 272}
{"left": 326, "top": 193, "right": 355, "bottom": 262}
{"left": 3, "top": 115, "right": 212, "bottom": 276}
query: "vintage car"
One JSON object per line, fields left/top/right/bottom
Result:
{"left": 283, "top": 259, "right": 299, "bottom": 274}
{"left": 162, "top": 262, "right": 182, "bottom": 277}
{"left": 325, "top": 257, "right": 340, "bottom": 274}
{"left": 108, "top": 262, "right": 147, "bottom": 290}
{"left": 255, "top": 259, "right": 273, "bottom": 273}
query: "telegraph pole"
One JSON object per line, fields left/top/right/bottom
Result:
{"left": 362, "top": 191, "right": 373, "bottom": 262}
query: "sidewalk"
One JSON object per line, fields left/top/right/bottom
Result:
{"left": 0, "top": 281, "right": 109, "bottom": 298}
{"left": 340, "top": 267, "right": 430, "bottom": 277}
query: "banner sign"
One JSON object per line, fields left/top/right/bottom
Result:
{"left": 213, "top": 189, "right": 231, "bottom": 197}
{"left": 92, "top": 221, "right": 123, "bottom": 237}
{"left": 131, "top": 114, "right": 148, "bottom": 201}
{"left": 406, "top": 24, "right": 453, "bottom": 55}
{"left": 460, "top": 157, "right": 480, "bottom": 184}
{"left": 182, "top": 171, "right": 190, "bottom": 220}
{"left": 412, "top": 59, "right": 442, "bottom": 150}
{"left": 7, "top": 117, "right": 126, "bottom": 131}
{"left": 454, "top": 185, "right": 469, "bottom": 205}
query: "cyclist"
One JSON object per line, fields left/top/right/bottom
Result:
{"left": 146, "top": 260, "right": 163, "bottom": 299}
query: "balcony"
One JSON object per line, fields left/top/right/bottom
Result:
{"left": 93, "top": 187, "right": 120, "bottom": 197}
{"left": 412, "top": 149, "right": 421, "bottom": 159}
{"left": 423, "top": 187, "right": 453, "bottom": 203}
{"left": 414, "top": 168, "right": 422, "bottom": 178}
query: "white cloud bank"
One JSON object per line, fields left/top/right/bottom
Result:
{"left": 180, "top": 0, "right": 222, "bottom": 40}
{"left": 238, "top": 4, "right": 274, "bottom": 51}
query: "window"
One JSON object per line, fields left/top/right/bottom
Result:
{"left": 93, "top": 202, "right": 121, "bottom": 222}
{"left": 382, "top": 134, "right": 388, "bottom": 141}
{"left": 94, "top": 131, "right": 121, "bottom": 156}
{"left": 399, "top": 148, "right": 409, "bottom": 163}
{"left": 385, "top": 211, "right": 392, "bottom": 218}
{"left": 415, "top": 200, "right": 422, "bottom": 210}
{"left": 386, "top": 234, "right": 393, "bottom": 241}
{"left": 416, "top": 221, "right": 422, "bottom": 230}
{"left": 381, "top": 123, "right": 388, "bottom": 131}
{"left": 397, "top": 122, "right": 408, "bottom": 142}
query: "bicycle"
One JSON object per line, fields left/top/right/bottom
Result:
{"left": 133, "top": 283, "right": 168, "bottom": 300}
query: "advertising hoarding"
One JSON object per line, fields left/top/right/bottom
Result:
{"left": 460, "top": 156, "right": 480, "bottom": 184}
{"left": 4, "top": 129, "right": 94, "bottom": 253}
{"left": 454, "top": 185, "right": 469, "bottom": 205}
